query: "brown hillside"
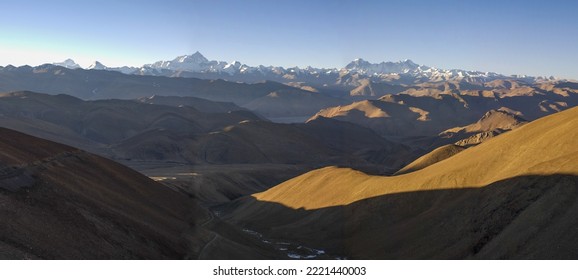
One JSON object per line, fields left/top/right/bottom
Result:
{"left": 438, "top": 109, "right": 528, "bottom": 146}
{"left": 226, "top": 106, "right": 578, "bottom": 259}
{"left": 255, "top": 106, "right": 578, "bottom": 209}
{"left": 0, "top": 128, "right": 198, "bottom": 259}
{"left": 442, "top": 109, "right": 527, "bottom": 134}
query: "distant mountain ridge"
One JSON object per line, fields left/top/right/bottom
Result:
{"left": 50, "top": 52, "right": 558, "bottom": 86}
{"left": 0, "top": 64, "right": 348, "bottom": 119}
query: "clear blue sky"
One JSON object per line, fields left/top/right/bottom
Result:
{"left": 1, "top": 0, "right": 577, "bottom": 79}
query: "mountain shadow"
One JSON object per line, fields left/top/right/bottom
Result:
{"left": 0, "top": 127, "right": 293, "bottom": 260}
{"left": 0, "top": 127, "right": 203, "bottom": 259}
{"left": 221, "top": 174, "right": 578, "bottom": 259}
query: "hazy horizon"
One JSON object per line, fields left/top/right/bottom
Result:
{"left": 1, "top": 0, "right": 577, "bottom": 79}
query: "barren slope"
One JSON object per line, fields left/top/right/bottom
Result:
{"left": 0, "top": 128, "right": 198, "bottom": 259}
{"left": 0, "top": 127, "right": 289, "bottom": 260}
{"left": 309, "top": 81, "right": 578, "bottom": 139}
{"left": 255, "top": 106, "right": 578, "bottom": 209}
{"left": 442, "top": 109, "right": 527, "bottom": 134}
{"left": 438, "top": 109, "right": 528, "bottom": 146}
{"left": 227, "top": 106, "right": 578, "bottom": 259}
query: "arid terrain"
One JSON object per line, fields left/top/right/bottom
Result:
{"left": 0, "top": 57, "right": 577, "bottom": 259}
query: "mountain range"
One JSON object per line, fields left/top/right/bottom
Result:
{"left": 52, "top": 52, "right": 559, "bottom": 88}
{"left": 0, "top": 51, "right": 576, "bottom": 260}
{"left": 0, "top": 64, "right": 347, "bottom": 120}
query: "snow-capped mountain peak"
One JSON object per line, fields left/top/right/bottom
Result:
{"left": 88, "top": 61, "right": 107, "bottom": 70}
{"left": 176, "top": 51, "right": 208, "bottom": 64}
{"left": 224, "top": 61, "right": 242, "bottom": 69}
{"left": 146, "top": 51, "right": 211, "bottom": 72}
{"left": 53, "top": 59, "right": 81, "bottom": 69}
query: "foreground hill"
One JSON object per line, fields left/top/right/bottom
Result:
{"left": 0, "top": 127, "right": 290, "bottom": 259}
{"left": 0, "top": 128, "right": 198, "bottom": 259}
{"left": 392, "top": 109, "right": 526, "bottom": 174}
{"left": 226, "top": 106, "right": 578, "bottom": 259}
